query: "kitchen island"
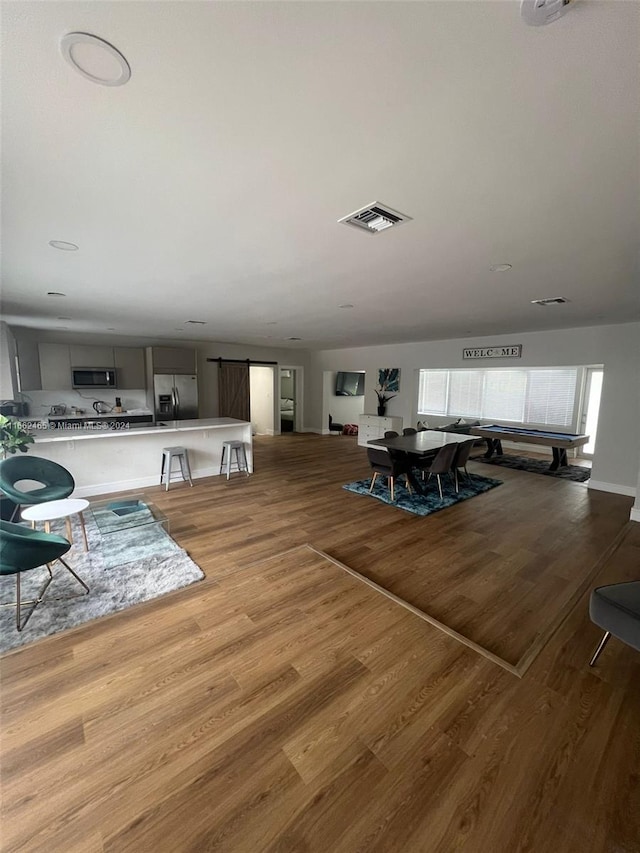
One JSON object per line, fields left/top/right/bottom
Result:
{"left": 26, "top": 418, "right": 253, "bottom": 497}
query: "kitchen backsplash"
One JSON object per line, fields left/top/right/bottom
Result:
{"left": 18, "top": 389, "right": 150, "bottom": 417}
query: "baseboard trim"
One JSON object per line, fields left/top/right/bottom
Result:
{"left": 72, "top": 465, "right": 231, "bottom": 498}
{"left": 588, "top": 479, "right": 636, "bottom": 498}
{"left": 630, "top": 507, "right": 640, "bottom": 523}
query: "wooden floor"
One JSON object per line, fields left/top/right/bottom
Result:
{"left": 1, "top": 434, "right": 639, "bottom": 852}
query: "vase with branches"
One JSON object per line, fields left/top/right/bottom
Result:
{"left": 374, "top": 386, "right": 396, "bottom": 416}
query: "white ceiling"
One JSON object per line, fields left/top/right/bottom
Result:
{"left": 2, "top": 1, "right": 639, "bottom": 350}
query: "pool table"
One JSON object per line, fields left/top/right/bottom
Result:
{"left": 469, "top": 424, "right": 590, "bottom": 471}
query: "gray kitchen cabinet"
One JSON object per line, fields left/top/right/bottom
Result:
{"left": 69, "top": 345, "right": 115, "bottom": 367}
{"left": 16, "top": 339, "right": 42, "bottom": 391}
{"left": 147, "top": 346, "right": 197, "bottom": 374}
{"left": 114, "top": 347, "right": 146, "bottom": 389}
{"left": 39, "top": 343, "right": 72, "bottom": 390}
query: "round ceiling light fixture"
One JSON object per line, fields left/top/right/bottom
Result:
{"left": 339, "top": 303, "right": 354, "bottom": 309}
{"left": 49, "top": 240, "right": 79, "bottom": 251}
{"left": 47, "top": 291, "right": 66, "bottom": 297}
{"left": 489, "top": 263, "right": 512, "bottom": 273}
{"left": 60, "top": 32, "right": 131, "bottom": 87}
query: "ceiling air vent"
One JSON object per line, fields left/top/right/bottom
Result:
{"left": 338, "top": 202, "right": 412, "bottom": 234}
{"left": 531, "top": 297, "right": 569, "bottom": 306}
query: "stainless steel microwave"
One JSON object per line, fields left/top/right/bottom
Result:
{"left": 71, "top": 368, "right": 117, "bottom": 389}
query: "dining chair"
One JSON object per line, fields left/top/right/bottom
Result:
{"left": 328, "top": 414, "right": 344, "bottom": 435}
{"left": 451, "top": 439, "right": 476, "bottom": 492}
{"left": 415, "top": 443, "right": 459, "bottom": 500}
{"left": 383, "top": 431, "right": 399, "bottom": 439}
{"left": 0, "top": 520, "right": 89, "bottom": 631}
{"left": 402, "top": 427, "right": 417, "bottom": 436}
{"left": 366, "top": 448, "right": 413, "bottom": 502}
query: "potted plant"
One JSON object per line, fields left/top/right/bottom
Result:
{"left": 374, "top": 386, "right": 396, "bottom": 417}
{"left": 0, "top": 414, "right": 34, "bottom": 458}
{"left": 0, "top": 415, "right": 34, "bottom": 520}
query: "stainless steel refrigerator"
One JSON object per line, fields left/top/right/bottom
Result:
{"left": 153, "top": 374, "right": 198, "bottom": 420}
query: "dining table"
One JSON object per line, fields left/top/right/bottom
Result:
{"left": 368, "top": 430, "right": 470, "bottom": 495}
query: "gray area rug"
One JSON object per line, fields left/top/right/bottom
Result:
{"left": 0, "top": 504, "right": 204, "bottom": 654}
{"left": 470, "top": 453, "right": 591, "bottom": 482}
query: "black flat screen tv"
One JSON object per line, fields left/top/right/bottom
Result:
{"left": 335, "top": 371, "right": 365, "bottom": 396}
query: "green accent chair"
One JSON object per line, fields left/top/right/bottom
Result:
{"left": 0, "top": 456, "right": 75, "bottom": 520}
{"left": 0, "top": 520, "right": 89, "bottom": 631}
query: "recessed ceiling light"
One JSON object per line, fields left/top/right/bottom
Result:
{"left": 339, "top": 304, "right": 354, "bottom": 309}
{"left": 60, "top": 33, "right": 131, "bottom": 87}
{"left": 57, "top": 316, "right": 72, "bottom": 320}
{"left": 49, "top": 240, "right": 79, "bottom": 251}
{"left": 185, "top": 320, "right": 207, "bottom": 325}
{"left": 489, "top": 264, "right": 512, "bottom": 272}
{"left": 287, "top": 337, "right": 302, "bottom": 341}
{"left": 47, "top": 291, "right": 66, "bottom": 297}
{"left": 531, "top": 297, "right": 569, "bottom": 306}
{"left": 106, "top": 327, "right": 116, "bottom": 331}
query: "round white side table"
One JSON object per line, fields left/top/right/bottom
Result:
{"left": 21, "top": 498, "right": 90, "bottom": 551}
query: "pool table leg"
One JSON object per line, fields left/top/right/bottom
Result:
{"left": 483, "top": 438, "right": 503, "bottom": 459}
{"left": 550, "top": 447, "right": 568, "bottom": 470}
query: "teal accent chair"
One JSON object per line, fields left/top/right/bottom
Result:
{"left": 0, "top": 456, "right": 75, "bottom": 520}
{"left": 0, "top": 520, "right": 89, "bottom": 631}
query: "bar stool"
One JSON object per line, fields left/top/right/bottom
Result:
{"left": 220, "top": 441, "right": 249, "bottom": 480}
{"left": 160, "top": 446, "right": 193, "bottom": 490}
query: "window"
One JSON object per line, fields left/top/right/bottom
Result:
{"left": 418, "top": 367, "right": 579, "bottom": 428}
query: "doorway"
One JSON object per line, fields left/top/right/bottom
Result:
{"left": 580, "top": 367, "right": 603, "bottom": 457}
{"left": 279, "top": 368, "right": 296, "bottom": 432}
{"left": 249, "top": 365, "right": 276, "bottom": 435}
{"left": 279, "top": 366, "right": 303, "bottom": 433}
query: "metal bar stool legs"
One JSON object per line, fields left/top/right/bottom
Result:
{"left": 161, "top": 446, "right": 194, "bottom": 490}
{"left": 219, "top": 441, "right": 250, "bottom": 481}
{"left": 589, "top": 630, "right": 612, "bottom": 667}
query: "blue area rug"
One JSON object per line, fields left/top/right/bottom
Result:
{"left": 342, "top": 473, "right": 502, "bottom": 516}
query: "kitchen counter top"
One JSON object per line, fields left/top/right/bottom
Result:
{"left": 18, "top": 412, "right": 153, "bottom": 423}
{"left": 46, "top": 412, "right": 152, "bottom": 420}
{"left": 24, "top": 417, "right": 254, "bottom": 496}
{"left": 29, "top": 417, "right": 249, "bottom": 443}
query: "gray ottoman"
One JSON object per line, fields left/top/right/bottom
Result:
{"left": 589, "top": 581, "right": 640, "bottom": 666}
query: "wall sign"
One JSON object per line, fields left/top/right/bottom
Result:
{"left": 463, "top": 345, "right": 522, "bottom": 360}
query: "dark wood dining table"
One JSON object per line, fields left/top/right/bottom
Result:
{"left": 368, "top": 430, "right": 470, "bottom": 495}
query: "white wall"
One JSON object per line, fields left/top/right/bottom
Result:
{"left": 250, "top": 366, "right": 275, "bottom": 435}
{"left": 20, "top": 389, "right": 149, "bottom": 419}
{"left": 306, "top": 323, "right": 640, "bottom": 497}
{"left": 280, "top": 373, "right": 294, "bottom": 399}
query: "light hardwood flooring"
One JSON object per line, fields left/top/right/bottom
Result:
{"left": 1, "top": 434, "right": 639, "bottom": 852}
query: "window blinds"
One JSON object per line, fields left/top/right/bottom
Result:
{"left": 418, "top": 367, "right": 578, "bottom": 428}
